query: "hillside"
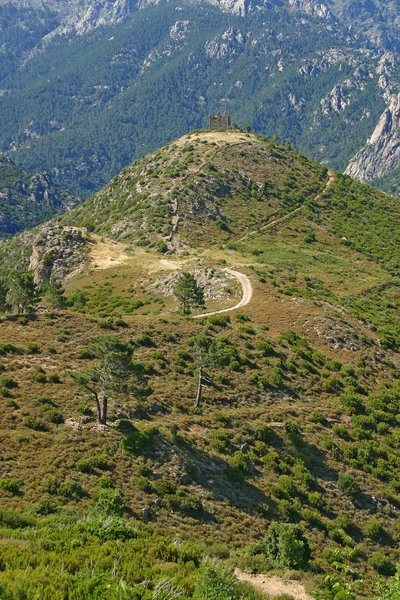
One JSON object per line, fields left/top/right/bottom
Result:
{"left": 0, "top": 157, "right": 81, "bottom": 240}
{"left": 0, "top": 132, "right": 399, "bottom": 599}
{"left": 0, "top": 0, "right": 399, "bottom": 196}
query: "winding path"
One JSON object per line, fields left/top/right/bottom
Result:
{"left": 193, "top": 268, "right": 253, "bottom": 319}
{"left": 238, "top": 170, "right": 335, "bottom": 243}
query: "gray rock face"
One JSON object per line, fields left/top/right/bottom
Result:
{"left": 345, "top": 53, "right": 400, "bottom": 183}
{"left": 346, "top": 95, "right": 400, "bottom": 182}
{"left": 28, "top": 225, "right": 88, "bottom": 285}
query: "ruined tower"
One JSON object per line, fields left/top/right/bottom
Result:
{"left": 209, "top": 112, "right": 231, "bottom": 130}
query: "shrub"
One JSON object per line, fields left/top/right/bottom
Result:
{"left": 121, "top": 428, "right": 157, "bottom": 454}
{"left": 208, "top": 314, "right": 230, "bottom": 327}
{"left": 46, "top": 409, "right": 64, "bottom": 424}
{"left": 338, "top": 474, "right": 360, "bottom": 499}
{"left": 261, "top": 522, "right": 310, "bottom": 569}
{"left": 0, "top": 478, "right": 21, "bottom": 495}
{"left": 165, "top": 490, "right": 203, "bottom": 515}
{"left": 114, "top": 419, "right": 136, "bottom": 434}
{"left": 23, "top": 416, "right": 47, "bottom": 431}
{"left": 194, "top": 560, "right": 240, "bottom": 600}
{"left": 364, "top": 519, "right": 386, "bottom": 541}
{"left": 0, "top": 509, "right": 33, "bottom": 529}
{"left": 255, "top": 425, "right": 274, "bottom": 443}
{"left": 59, "top": 478, "right": 85, "bottom": 499}
{"left": 137, "top": 476, "right": 153, "bottom": 493}
{"left": 93, "top": 488, "right": 125, "bottom": 517}
{"left": 48, "top": 374, "right": 61, "bottom": 384}
{"left": 209, "top": 429, "right": 231, "bottom": 452}
{"left": 309, "top": 411, "right": 325, "bottom": 424}
{"left": 87, "top": 516, "right": 135, "bottom": 541}
{"left": 229, "top": 451, "right": 251, "bottom": 474}
{"left": 25, "top": 343, "right": 40, "bottom": 355}
{"left": 76, "top": 455, "right": 111, "bottom": 473}
{"left": 1, "top": 376, "right": 18, "bottom": 389}
{"left": 153, "top": 479, "right": 177, "bottom": 497}
{"left": 369, "top": 552, "right": 395, "bottom": 576}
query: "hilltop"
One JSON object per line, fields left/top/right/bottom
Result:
{"left": 0, "top": 132, "right": 399, "bottom": 599}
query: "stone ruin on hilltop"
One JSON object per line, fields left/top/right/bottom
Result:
{"left": 209, "top": 112, "right": 231, "bottom": 130}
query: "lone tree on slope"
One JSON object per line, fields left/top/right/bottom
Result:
{"left": 173, "top": 272, "right": 205, "bottom": 315}
{"left": 69, "top": 336, "right": 144, "bottom": 425}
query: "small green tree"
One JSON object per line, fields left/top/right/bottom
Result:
{"left": 6, "top": 272, "right": 38, "bottom": 313}
{"left": 338, "top": 474, "right": 360, "bottom": 499}
{"left": 194, "top": 560, "right": 240, "bottom": 600}
{"left": 69, "top": 336, "right": 142, "bottom": 425}
{"left": 44, "top": 278, "right": 65, "bottom": 309}
{"left": 261, "top": 522, "right": 309, "bottom": 569}
{"left": 0, "top": 277, "right": 7, "bottom": 312}
{"left": 189, "top": 334, "right": 221, "bottom": 408}
{"left": 174, "top": 272, "right": 205, "bottom": 315}
{"left": 314, "top": 549, "right": 363, "bottom": 600}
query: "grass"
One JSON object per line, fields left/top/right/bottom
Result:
{"left": 0, "top": 132, "right": 399, "bottom": 598}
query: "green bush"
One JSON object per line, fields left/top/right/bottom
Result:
{"left": 46, "top": 409, "right": 64, "bottom": 424}
{"left": 76, "top": 455, "right": 110, "bottom": 473}
{"left": 209, "top": 429, "right": 231, "bottom": 452}
{"left": 23, "top": 415, "right": 47, "bottom": 431}
{"left": 0, "top": 478, "right": 21, "bottom": 495}
{"left": 121, "top": 428, "right": 157, "bottom": 454}
{"left": 194, "top": 560, "right": 240, "bottom": 600}
{"left": 260, "top": 522, "right": 310, "bottom": 569}
{"left": 87, "top": 516, "right": 135, "bottom": 541}
{"left": 338, "top": 473, "right": 360, "bottom": 499}
{"left": 229, "top": 451, "right": 251, "bottom": 474}
{"left": 93, "top": 488, "right": 125, "bottom": 517}
{"left": 114, "top": 418, "right": 136, "bottom": 434}
{"left": 364, "top": 519, "right": 386, "bottom": 541}
{"left": 0, "top": 376, "right": 18, "bottom": 389}
{"left": 369, "top": 552, "right": 395, "bottom": 576}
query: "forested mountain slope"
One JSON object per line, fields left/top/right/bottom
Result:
{"left": 0, "top": 158, "right": 80, "bottom": 239}
{"left": 0, "top": 0, "right": 399, "bottom": 196}
{"left": 0, "top": 132, "right": 398, "bottom": 599}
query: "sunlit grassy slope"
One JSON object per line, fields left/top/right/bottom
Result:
{"left": 0, "top": 131, "right": 399, "bottom": 598}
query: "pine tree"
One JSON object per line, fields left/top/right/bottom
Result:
{"left": 69, "top": 336, "right": 141, "bottom": 425}
{"left": 6, "top": 272, "right": 38, "bottom": 313}
{"left": 173, "top": 272, "right": 205, "bottom": 315}
{"left": 45, "top": 278, "right": 65, "bottom": 309}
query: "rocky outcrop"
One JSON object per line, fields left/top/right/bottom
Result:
{"left": 28, "top": 225, "right": 88, "bottom": 285}
{"left": 205, "top": 28, "right": 245, "bottom": 59}
{"left": 0, "top": 158, "right": 81, "bottom": 237}
{"left": 345, "top": 53, "right": 400, "bottom": 184}
{"left": 288, "top": 0, "right": 331, "bottom": 19}
{"left": 345, "top": 95, "right": 400, "bottom": 183}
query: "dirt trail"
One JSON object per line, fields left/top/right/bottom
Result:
{"left": 90, "top": 235, "right": 131, "bottom": 270}
{"left": 193, "top": 268, "right": 252, "bottom": 318}
{"left": 238, "top": 170, "right": 335, "bottom": 243}
{"left": 235, "top": 570, "right": 314, "bottom": 600}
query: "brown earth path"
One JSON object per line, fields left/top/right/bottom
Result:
{"left": 235, "top": 569, "right": 314, "bottom": 600}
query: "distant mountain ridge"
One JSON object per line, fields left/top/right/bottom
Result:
{"left": 0, "top": 0, "right": 399, "bottom": 196}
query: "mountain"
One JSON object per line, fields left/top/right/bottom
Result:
{"left": 0, "top": 157, "right": 81, "bottom": 240}
{"left": 0, "top": 132, "right": 399, "bottom": 598}
{"left": 0, "top": 0, "right": 399, "bottom": 197}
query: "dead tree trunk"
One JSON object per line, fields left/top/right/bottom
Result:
{"left": 194, "top": 366, "right": 203, "bottom": 408}
{"left": 100, "top": 393, "right": 108, "bottom": 425}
